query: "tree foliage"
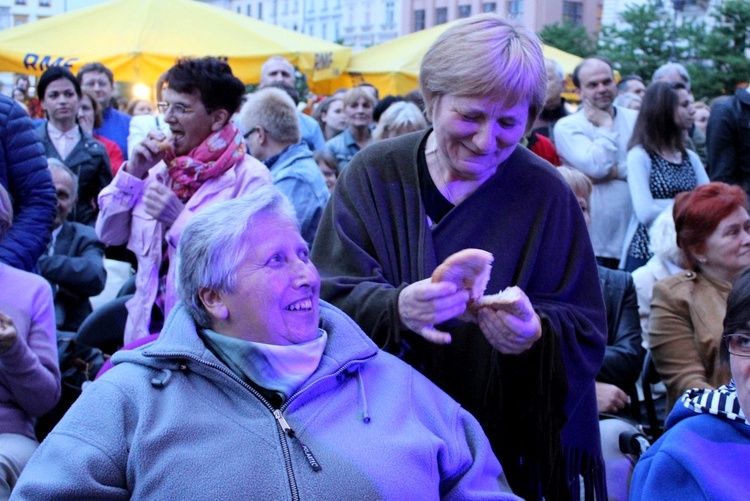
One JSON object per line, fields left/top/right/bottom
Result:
{"left": 539, "top": 20, "right": 596, "bottom": 58}
{"left": 597, "top": 0, "right": 750, "bottom": 99}
{"left": 690, "top": 0, "right": 750, "bottom": 97}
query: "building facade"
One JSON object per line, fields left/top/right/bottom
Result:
{"left": 407, "top": 0, "right": 600, "bottom": 37}
{"left": 0, "top": 0, "right": 64, "bottom": 29}
{"left": 201, "top": 0, "right": 604, "bottom": 51}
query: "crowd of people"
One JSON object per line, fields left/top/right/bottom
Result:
{"left": 1, "top": 11, "right": 749, "bottom": 501}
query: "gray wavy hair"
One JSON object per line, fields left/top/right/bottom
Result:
{"left": 176, "top": 185, "right": 299, "bottom": 327}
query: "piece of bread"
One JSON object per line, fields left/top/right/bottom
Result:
{"left": 476, "top": 286, "right": 527, "bottom": 318}
{"left": 431, "top": 249, "right": 494, "bottom": 301}
{"left": 154, "top": 138, "right": 172, "bottom": 153}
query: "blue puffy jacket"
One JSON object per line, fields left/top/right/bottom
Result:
{"left": 0, "top": 95, "right": 55, "bottom": 272}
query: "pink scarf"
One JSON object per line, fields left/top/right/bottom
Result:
{"left": 164, "top": 122, "right": 246, "bottom": 203}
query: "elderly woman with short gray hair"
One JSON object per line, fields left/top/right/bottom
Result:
{"left": 0, "top": 183, "right": 59, "bottom": 499}
{"left": 312, "top": 13, "right": 607, "bottom": 500}
{"left": 12, "top": 185, "right": 520, "bottom": 500}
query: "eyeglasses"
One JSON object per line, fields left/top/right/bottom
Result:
{"left": 725, "top": 334, "right": 750, "bottom": 357}
{"left": 157, "top": 102, "right": 195, "bottom": 117}
{"left": 243, "top": 126, "right": 260, "bottom": 139}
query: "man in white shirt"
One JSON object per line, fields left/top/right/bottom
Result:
{"left": 554, "top": 57, "right": 638, "bottom": 269}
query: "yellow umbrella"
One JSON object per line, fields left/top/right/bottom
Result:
{"left": 328, "top": 19, "right": 583, "bottom": 98}
{"left": 0, "top": 0, "right": 350, "bottom": 92}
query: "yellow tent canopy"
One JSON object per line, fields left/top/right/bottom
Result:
{"left": 0, "top": 0, "right": 350, "bottom": 92}
{"left": 323, "top": 19, "right": 583, "bottom": 98}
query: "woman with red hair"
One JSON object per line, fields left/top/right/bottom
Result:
{"left": 649, "top": 182, "right": 750, "bottom": 413}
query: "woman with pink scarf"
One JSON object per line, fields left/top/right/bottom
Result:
{"left": 96, "top": 58, "right": 271, "bottom": 344}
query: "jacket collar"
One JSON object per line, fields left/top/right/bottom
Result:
{"left": 114, "top": 300, "right": 379, "bottom": 383}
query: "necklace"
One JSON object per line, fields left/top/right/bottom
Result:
{"left": 426, "top": 137, "right": 457, "bottom": 205}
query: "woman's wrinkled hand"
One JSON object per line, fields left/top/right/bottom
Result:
{"left": 143, "top": 183, "right": 185, "bottom": 225}
{"left": 477, "top": 287, "right": 541, "bottom": 354}
{"left": 0, "top": 312, "right": 18, "bottom": 354}
{"left": 398, "top": 278, "right": 470, "bottom": 344}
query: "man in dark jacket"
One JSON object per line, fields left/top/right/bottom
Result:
{"left": 707, "top": 87, "right": 750, "bottom": 194}
{"left": 38, "top": 160, "right": 106, "bottom": 333}
{"left": 0, "top": 95, "right": 56, "bottom": 272}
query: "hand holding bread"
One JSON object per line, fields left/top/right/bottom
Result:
{"left": 428, "top": 248, "right": 542, "bottom": 352}
{"left": 125, "top": 131, "right": 172, "bottom": 179}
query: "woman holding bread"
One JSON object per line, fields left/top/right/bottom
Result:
{"left": 311, "top": 14, "right": 607, "bottom": 501}
{"left": 95, "top": 57, "right": 270, "bottom": 344}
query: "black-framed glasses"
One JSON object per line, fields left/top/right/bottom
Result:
{"left": 243, "top": 126, "right": 260, "bottom": 140}
{"left": 157, "top": 102, "right": 195, "bottom": 116}
{"left": 725, "top": 333, "right": 750, "bottom": 357}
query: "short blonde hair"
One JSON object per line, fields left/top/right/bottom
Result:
{"left": 239, "top": 87, "right": 300, "bottom": 145}
{"left": 556, "top": 166, "right": 592, "bottom": 203}
{"left": 694, "top": 101, "right": 710, "bottom": 112}
{"left": 343, "top": 87, "right": 377, "bottom": 109}
{"left": 0, "top": 183, "right": 13, "bottom": 240}
{"left": 373, "top": 102, "right": 428, "bottom": 141}
{"left": 419, "top": 14, "right": 546, "bottom": 125}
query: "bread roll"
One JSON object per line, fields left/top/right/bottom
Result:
{"left": 476, "top": 286, "right": 527, "bottom": 318}
{"left": 432, "top": 248, "right": 494, "bottom": 301}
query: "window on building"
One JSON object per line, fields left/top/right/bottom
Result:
{"left": 39, "top": 0, "right": 51, "bottom": 6}
{"left": 562, "top": 1, "right": 583, "bottom": 26}
{"left": 385, "top": 1, "right": 394, "bottom": 25}
{"left": 414, "top": 9, "right": 425, "bottom": 31}
{"left": 507, "top": 0, "right": 523, "bottom": 18}
{"left": 308, "top": 0, "right": 314, "bottom": 12}
{"left": 246, "top": 4, "right": 251, "bottom": 16}
{"left": 322, "top": 0, "right": 328, "bottom": 10}
{"left": 322, "top": 23, "right": 327, "bottom": 39}
{"left": 13, "top": 14, "right": 28, "bottom": 25}
{"left": 293, "top": 0, "right": 298, "bottom": 13}
{"left": 258, "top": 2, "right": 263, "bottom": 20}
{"left": 283, "top": 0, "right": 288, "bottom": 14}
{"left": 458, "top": 5, "right": 471, "bottom": 17}
{"left": 482, "top": 2, "right": 497, "bottom": 12}
{"left": 435, "top": 7, "right": 448, "bottom": 25}
{"left": 236, "top": 6, "right": 241, "bottom": 13}
{"left": 15, "top": 0, "right": 27, "bottom": 5}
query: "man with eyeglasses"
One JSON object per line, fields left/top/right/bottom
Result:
{"left": 77, "top": 62, "right": 131, "bottom": 160}
{"left": 631, "top": 268, "right": 750, "bottom": 499}
{"left": 238, "top": 87, "right": 329, "bottom": 244}
{"left": 94, "top": 57, "right": 271, "bottom": 344}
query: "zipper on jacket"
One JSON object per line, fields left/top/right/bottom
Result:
{"left": 273, "top": 409, "right": 322, "bottom": 472}
{"left": 145, "top": 353, "right": 302, "bottom": 501}
{"left": 144, "top": 350, "right": 377, "bottom": 496}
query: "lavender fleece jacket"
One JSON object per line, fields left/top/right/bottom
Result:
{"left": 12, "top": 301, "right": 520, "bottom": 500}
{"left": 0, "top": 264, "right": 60, "bottom": 440}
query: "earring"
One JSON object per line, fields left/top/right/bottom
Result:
{"left": 698, "top": 257, "right": 707, "bottom": 264}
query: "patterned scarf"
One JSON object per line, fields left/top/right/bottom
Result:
{"left": 164, "top": 122, "right": 246, "bottom": 203}
{"left": 681, "top": 380, "right": 750, "bottom": 426}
